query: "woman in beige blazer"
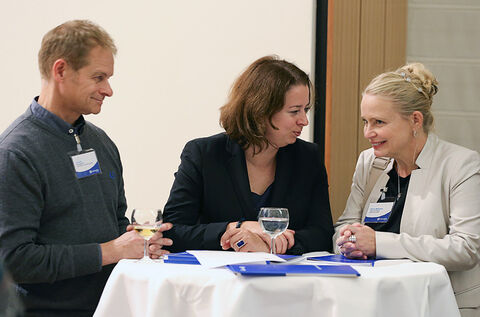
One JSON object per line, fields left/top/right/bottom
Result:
{"left": 334, "top": 63, "right": 480, "bottom": 316}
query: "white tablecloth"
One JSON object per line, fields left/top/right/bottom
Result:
{"left": 94, "top": 259, "right": 460, "bottom": 317}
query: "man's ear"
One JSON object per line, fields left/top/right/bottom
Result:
{"left": 52, "top": 59, "right": 68, "bottom": 82}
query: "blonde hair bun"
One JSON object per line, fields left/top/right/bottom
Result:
{"left": 398, "top": 63, "right": 438, "bottom": 100}
{"left": 364, "top": 62, "right": 438, "bottom": 133}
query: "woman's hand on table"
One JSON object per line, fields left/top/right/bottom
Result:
{"left": 259, "top": 229, "right": 295, "bottom": 254}
{"left": 336, "top": 223, "right": 376, "bottom": 259}
{"left": 220, "top": 226, "right": 269, "bottom": 252}
{"left": 220, "top": 221, "right": 294, "bottom": 254}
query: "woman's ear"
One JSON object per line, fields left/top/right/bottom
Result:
{"left": 411, "top": 111, "right": 424, "bottom": 131}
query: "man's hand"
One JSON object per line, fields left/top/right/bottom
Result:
{"left": 100, "top": 222, "right": 173, "bottom": 265}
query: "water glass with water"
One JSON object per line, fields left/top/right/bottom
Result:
{"left": 258, "top": 207, "right": 289, "bottom": 254}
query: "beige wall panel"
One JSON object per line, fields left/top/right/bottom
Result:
{"left": 357, "top": 0, "right": 387, "bottom": 156}
{"left": 434, "top": 114, "right": 480, "bottom": 152}
{"left": 329, "top": 0, "right": 406, "bottom": 222}
{"left": 424, "top": 62, "right": 480, "bottom": 113}
{"left": 411, "top": 0, "right": 480, "bottom": 6}
{"left": 385, "top": 0, "right": 407, "bottom": 70}
{"left": 408, "top": 6, "right": 480, "bottom": 59}
{"left": 407, "top": 1, "right": 480, "bottom": 153}
{"left": 329, "top": 0, "right": 361, "bottom": 221}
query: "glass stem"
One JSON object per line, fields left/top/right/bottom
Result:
{"left": 144, "top": 240, "right": 148, "bottom": 258}
{"left": 271, "top": 237, "right": 275, "bottom": 254}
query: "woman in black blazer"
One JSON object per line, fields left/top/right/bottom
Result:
{"left": 163, "top": 56, "right": 333, "bottom": 255}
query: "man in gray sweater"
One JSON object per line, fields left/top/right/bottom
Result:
{"left": 0, "top": 20, "right": 173, "bottom": 316}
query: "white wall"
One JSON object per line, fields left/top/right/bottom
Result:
{"left": 0, "top": 1, "right": 316, "bottom": 216}
{"left": 407, "top": 0, "right": 480, "bottom": 153}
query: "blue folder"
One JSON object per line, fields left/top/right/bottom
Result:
{"left": 163, "top": 252, "right": 297, "bottom": 265}
{"left": 307, "top": 254, "right": 377, "bottom": 267}
{"left": 163, "top": 252, "right": 200, "bottom": 265}
{"left": 227, "top": 264, "right": 360, "bottom": 277}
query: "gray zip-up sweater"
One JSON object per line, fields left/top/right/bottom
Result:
{"left": 0, "top": 104, "right": 128, "bottom": 316}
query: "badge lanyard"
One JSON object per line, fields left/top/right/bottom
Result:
{"left": 68, "top": 131, "right": 102, "bottom": 179}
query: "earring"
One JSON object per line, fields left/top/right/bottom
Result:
{"left": 413, "top": 130, "right": 417, "bottom": 138}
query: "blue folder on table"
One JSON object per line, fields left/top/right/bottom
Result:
{"left": 163, "top": 252, "right": 297, "bottom": 265}
{"left": 227, "top": 264, "right": 360, "bottom": 277}
{"left": 163, "top": 252, "right": 200, "bottom": 265}
{"left": 307, "top": 254, "right": 377, "bottom": 267}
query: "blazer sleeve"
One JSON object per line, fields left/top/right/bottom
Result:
{"left": 289, "top": 161, "right": 334, "bottom": 254}
{"left": 332, "top": 150, "right": 372, "bottom": 252}
{"left": 376, "top": 152, "right": 480, "bottom": 271}
{"left": 163, "top": 140, "right": 229, "bottom": 252}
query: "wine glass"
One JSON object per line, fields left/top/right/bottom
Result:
{"left": 131, "top": 208, "right": 163, "bottom": 262}
{"left": 258, "top": 207, "right": 289, "bottom": 254}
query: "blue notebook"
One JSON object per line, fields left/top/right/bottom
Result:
{"left": 227, "top": 264, "right": 360, "bottom": 277}
{"left": 307, "top": 254, "right": 377, "bottom": 267}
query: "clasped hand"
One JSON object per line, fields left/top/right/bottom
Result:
{"left": 220, "top": 221, "right": 295, "bottom": 254}
{"left": 100, "top": 223, "right": 173, "bottom": 265}
{"left": 126, "top": 223, "right": 173, "bottom": 259}
{"left": 336, "top": 223, "right": 376, "bottom": 259}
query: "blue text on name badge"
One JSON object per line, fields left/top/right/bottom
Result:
{"left": 70, "top": 150, "right": 101, "bottom": 179}
{"left": 364, "top": 202, "right": 394, "bottom": 223}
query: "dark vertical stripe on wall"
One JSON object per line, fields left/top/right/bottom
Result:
{"left": 314, "top": 0, "right": 328, "bottom": 159}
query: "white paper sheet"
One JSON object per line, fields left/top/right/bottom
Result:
{"left": 187, "top": 250, "right": 286, "bottom": 268}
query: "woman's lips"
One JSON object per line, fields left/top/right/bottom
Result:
{"left": 371, "top": 140, "right": 386, "bottom": 149}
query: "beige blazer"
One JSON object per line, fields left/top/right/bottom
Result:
{"left": 334, "top": 134, "right": 480, "bottom": 309}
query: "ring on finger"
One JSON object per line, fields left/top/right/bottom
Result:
{"left": 348, "top": 234, "right": 356, "bottom": 243}
{"left": 236, "top": 239, "right": 245, "bottom": 249}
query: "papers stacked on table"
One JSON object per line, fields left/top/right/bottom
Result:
{"left": 164, "top": 250, "right": 286, "bottom": 267}
{"left": 163, "top": 251, "right": 361, "bottom": 277}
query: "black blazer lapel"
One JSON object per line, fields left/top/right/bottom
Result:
{"left": 225, "top": 136, "right": 254, "bottom": 219}
{"left": 271, "top": 145, "right": 294, "bottom": 207}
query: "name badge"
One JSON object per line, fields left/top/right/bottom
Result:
{"left": 364, "top": 202, "right": 394, "bottom": 223}
{"left": 69, "top": 149, "right": 101, "bottom": 179}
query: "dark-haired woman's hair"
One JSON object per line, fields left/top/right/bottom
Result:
{"left": 220, "top": 55, "right": 313, "bottom": 152}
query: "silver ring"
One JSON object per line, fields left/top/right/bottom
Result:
{"left": 348, "top": 235, "right": 356, "bottom": 243}
{"left": 235, "top": 240, "right": 245, "bottom": 249}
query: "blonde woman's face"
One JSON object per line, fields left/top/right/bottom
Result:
{"left": 265, "top": 85, "right": 310, "bottom": 148}
{"left": 361, "top": 94, "right": 415, "bottom": 159}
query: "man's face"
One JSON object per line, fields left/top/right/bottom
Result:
{"left": 61, "top": 46, "right": 114, "bottom": 119}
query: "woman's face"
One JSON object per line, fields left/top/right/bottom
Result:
{"left": 265, "top": 85, "right": 310, "bottom": 148}
{"left": 361, "top": 94, "right": 415, "bottom": 159}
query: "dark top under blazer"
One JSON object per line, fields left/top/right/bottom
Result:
{"left": 163, "top": 133, "right": 334, "bottom": 255}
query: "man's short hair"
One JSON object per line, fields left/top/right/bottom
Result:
{"left": 38, "top": 19, "right": 117, "bottom": 79}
